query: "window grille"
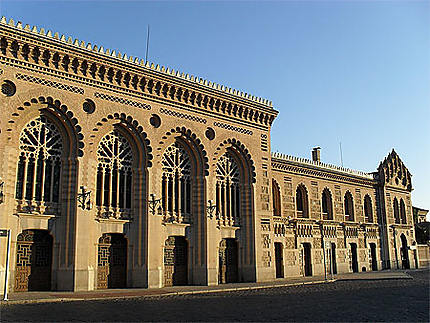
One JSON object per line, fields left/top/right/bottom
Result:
{"left": 161, "top": 143, "right": 191, "bottom": 223}
{"left": 15, "top": 116, "right": 62, "bottom": 208}
{"left": 216, "top": 153, "right": 240, "bottom": 226}
{"left": 96, "top": 130, "right": 133, "bottom": 219}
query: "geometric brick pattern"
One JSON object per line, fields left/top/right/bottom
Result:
{"left": 16, "top": 73, "right": 84, "bottom": 94}
{"left": 94, "top": 91, "right": 152, "bottom": 110}
{"left": 160, "top": 107, "right": 207, "bottom": 124}
{"left": 213, "top": 121, "right": 253, "bottom": 135}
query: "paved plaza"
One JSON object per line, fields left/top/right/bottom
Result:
{"left": 1, "top": 269, "right": 428, "bottom": 322}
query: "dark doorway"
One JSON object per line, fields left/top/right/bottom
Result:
{"left": 400, "top": 234, "right": 410, "bottom": 269}
{"left": 331, "top": 243, "right": 337, "bottom": 274}
{"left": 274, "top": 242, "right": 284, "bottom": 278}
{"left": 97, "top": 233, "right": 127, "bottom": 289}
{"left": 219, "top": 238, "right": 239, "bottom": 283}
{"left": 303, "top": 243, "right": 312, "bottom": 277}
{"left": 370, "top": 243, "right": 378, "bottom": 271}
{"left": 164, "top": 236, "right": 188, "bottom": 286}
{"left": 350, "top": 243, "right": 359, "bottom": 273}
{"left": 15, "top": 230, "right": 53, "bottom": 292}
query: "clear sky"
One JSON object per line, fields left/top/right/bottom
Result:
{"left": 1, "top": 0, "right": 429, "bottom": 210}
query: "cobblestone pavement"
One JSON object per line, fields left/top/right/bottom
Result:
{"left": 1, "top": 269, "right": 428, "bottom": 322}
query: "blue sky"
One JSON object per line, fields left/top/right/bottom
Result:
{"left": 1, "top": 0, "right": 429, "bottom": 210}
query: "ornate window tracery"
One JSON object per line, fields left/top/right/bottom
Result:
{"left": 96, "top": 130, "right": 133, "bottom": 219}
{"left": 216, "top": 152, "right": 240, "bottom": 226}
{"left": 15, "top": 116, "right": 63, "bottom": 208}
{"left": 161, "top": 143, "right": 191, "bottom": 223}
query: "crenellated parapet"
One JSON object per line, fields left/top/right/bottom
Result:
{"left": 271, "top": 152, "right": 375, "bottom": 185}
{"left": 0, "top": 17, "right": 278, "bottom": 130}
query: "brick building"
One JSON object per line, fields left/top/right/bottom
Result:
{"left": 0, "top": 17, "right": 418, "bottom": 293}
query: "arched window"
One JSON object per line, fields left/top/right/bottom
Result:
{"left": 216, "top": 152, "right": 240, "bottom": 226}
{"left": 15, "top": 116, "right": 62, "bottom": 204}
{"left": 96, "top": 130, "right": 133, "bottom": 218}
{"left": 272, "top": 179, "right": 281, "bottom": 216}
{"left": 344, "top": 191, "right": 354, "bottom": 222}
{"left": 393, "top": 198, "right": 400, "bottom": 224}
{"left": 322, "top": 188, "right": 333, "bottom": 220}
{"left": 364, "top": 195, "right": 373, "bottom": 223}
{"left": 400, "top": 199, "right": 407, "bottom": 224}
{"left": 161, "top": 143, "right": 191, "bottom": 223}
{"left": 296, "top": 184, "right": 308, "bottom": 218}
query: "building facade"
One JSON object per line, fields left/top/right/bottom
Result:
{"left": 0, "top": 18, "right": 418, "bottom": 293}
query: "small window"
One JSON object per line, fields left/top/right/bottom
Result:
{"left": 364, "top": 195, "right": 373, "bottom": 223}
{"left": 400, "top": 199, "right": 407, "bottom": 224}
{"left": 393, "top": 198, "right": 400, "bottom": 224}
{"left": 272, "top": 179, "right": 281, "bottom": 216}
{"left": 322, "top": 188, "right": 333, "bottom": 220}
{"left": 344, "top": 191, "right": 354, "bottom": 222}
{"left": 296, "top": 184, "right": 309, "bottom": 218}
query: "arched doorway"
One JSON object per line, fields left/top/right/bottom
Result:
{"left": 274, "top": 242, "right": 284, "bottom": 278}
{"left": 14, "top": 230, "right": 53, "bottom": 292}
{"left": 219, "top": 238, "right": 239, "bottom": 283}
{"left": 303, "top": 243, "right": 312, "bottom": 277}
{"left": 350, "top": 243, "right": 359, "bottom": 273}
{"left": 164, "top": 236, "right": 188, "bottom": 286}
{"left": 400, "top": 234, "right": 410, "bottom": 269}
{"left": 369, "top": 243, "right": 378, "bottom": 271}
{"left": 214, "top": 140, "right": 256, "bottom": 283}
{"left": 97, "top": 233, "right": 127, "bottom": 289}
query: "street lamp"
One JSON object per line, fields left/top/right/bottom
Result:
{"left": 206, "top": 200, "right": 218, "bottom": 219}
{"left": 148, "top": 193, "right": 162, "bottom": 216}
{"left": 0, "top": 181, "right": 4, "bottom": 204}
{"left": 77, "top": 186, "right": 92, "bottom": 210}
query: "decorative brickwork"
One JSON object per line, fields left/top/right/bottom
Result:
{"left": 213, "top": 121, "right": 253, "bottom": 135}
{"left": 16, "top": 72, "right": 84, "bottom": 94}
{"left": 160, "top": 107, "right": 206, "bottom": 124}
{"left": 94, "top": 92, "right": 151, "bottom": 110}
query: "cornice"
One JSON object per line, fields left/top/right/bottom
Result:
{"left": 271, "top": 157, "right": 377, "bottom": 187}
{"left": 0, "top": 18, "right": 278, "bottom": 130}
{"left": 1, "top": 57, "right": 269, "bottom": 132}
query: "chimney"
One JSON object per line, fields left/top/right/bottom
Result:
{"left": 312, "top": 147, "right": 321, "bottom": 162}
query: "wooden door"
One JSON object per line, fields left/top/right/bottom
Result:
{"left": 164, "top": 236, "right": 188, "bottom": 286}
{"left": 370, "top": 243, "right": 378, "bottom": 271}
{"left": 15, "top": 230, "right": 52, "bottom": 292}
{"left": 275, "top": 242, "right": 284, "bottom": 278}
{"left": 303, "top": 243, "right": 312, "bottom": 277}
{"left": 331, "top": 243, "right": 337, "bottom": 274}
{"left": 351, "top": 243, "right": 359, "bottom": 272}
{"left": 219, "top": 239, "right": 238, "bottom": 284}
{"left": 97, "top": 233, "right": 127, "bottom": 289}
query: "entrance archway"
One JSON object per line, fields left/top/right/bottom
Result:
{"left": 219, "top": 238, "right": 239, "bottom": 283}
{"left": 369, "top": 243, "right": 378, "bottom": 271}
{"left": 97, "top": 233, "right": 127, "bottom": 289}
{"left": 400, "top": 234, "right": 410, "bottom": 269}
{"left": 274, "top": 242, "right": 284, "bottom": 278}
{"left": 14, "top": 230, "right": 52, "bottom": 292}
{"left": 164, "top": 236, "right": 188, "bottom": 286}
{"left": 303, "top": 243, "right": 312, "bottom": 277}
{"left": 350, "top": 243, "right": 359, "bottom": 273}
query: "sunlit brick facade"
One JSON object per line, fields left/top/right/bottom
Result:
{"left": 0, "top": 18, "right": 418, "bottom": 292}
